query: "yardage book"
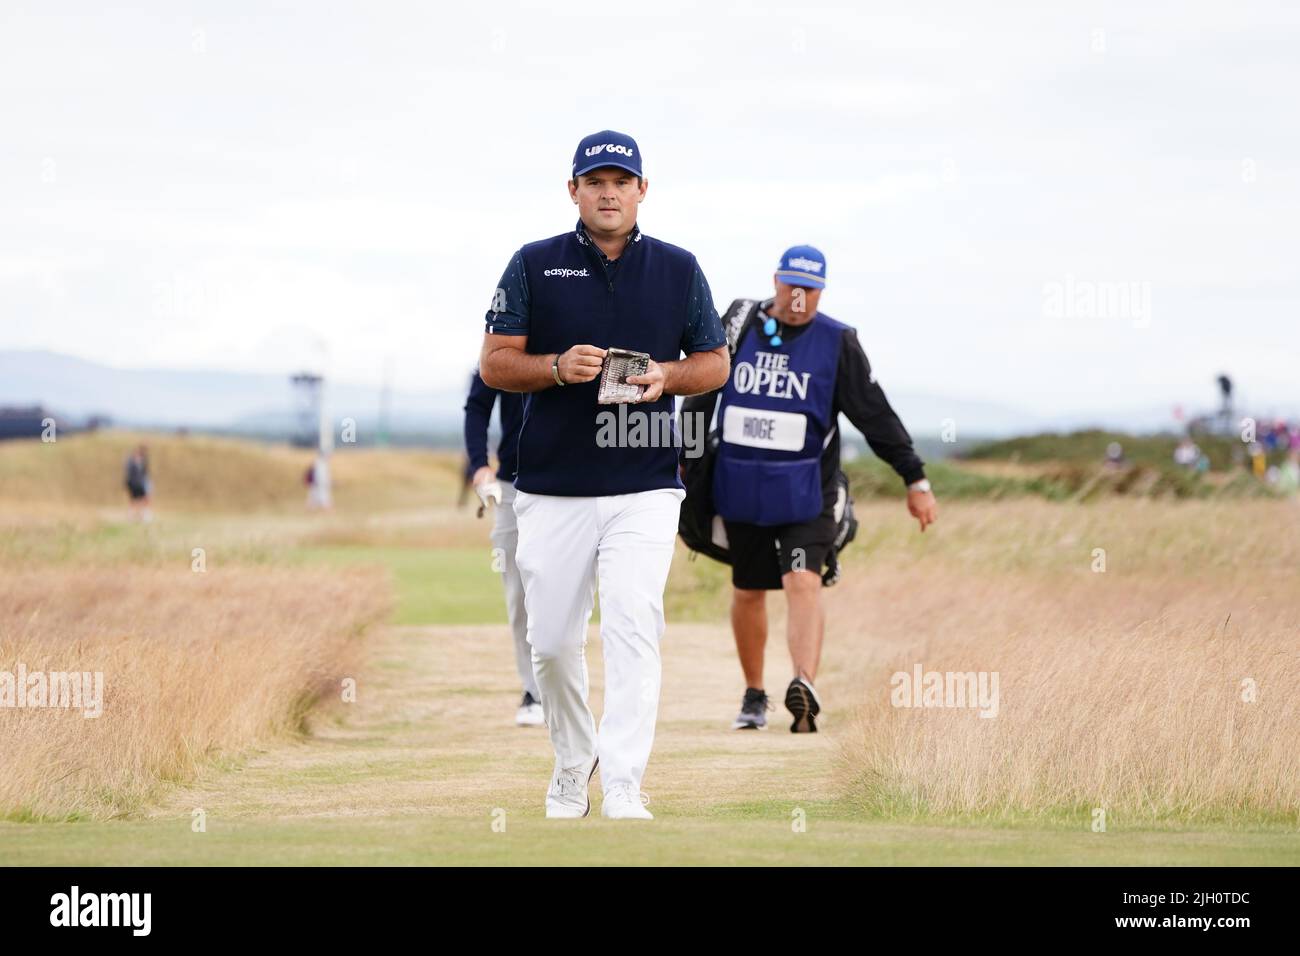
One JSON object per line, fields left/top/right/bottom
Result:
{"left": 596, "top": 347, "right": 650, "bottom": 404}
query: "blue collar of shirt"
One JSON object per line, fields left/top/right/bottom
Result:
{"left": 575, "top": 219, "right": 642, "bottom": 263}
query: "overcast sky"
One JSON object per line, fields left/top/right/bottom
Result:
{"left": 3, "top": 1, "right": 1297, "bottom": 425}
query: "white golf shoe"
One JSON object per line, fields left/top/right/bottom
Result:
{"left": 601, "top": 783, "right": 653, "bottom": 820}
{"left": 545, "top": 757, "right": 598, "bottom": 819}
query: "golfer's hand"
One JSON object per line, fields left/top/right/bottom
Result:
{"left": 557, "top": 345, "right": 606, "bottom": 385}
{"left": 471, "top": 466, "right": 494, "bottom": 488}
{"left": 626, "top": 359, "right": 665, "bottom": 402}
{"left": 907, "top": 488, "right": 938, "bottom": 532}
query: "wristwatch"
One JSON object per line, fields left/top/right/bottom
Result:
{"left": 908, "top": 478, "right": 932, "bottom": 493}
{"left": 551, "top": 353, "right": 566, "bottom": 386}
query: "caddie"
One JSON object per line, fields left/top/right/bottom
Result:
{"left": 712, "top": 245, "right": 938, "bottom": 732}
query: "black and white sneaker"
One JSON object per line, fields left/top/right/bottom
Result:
{"left": 516, "top": 691, "right": 545, "bottom": 727}
{"left": 731, "top": 688, "right": 773, "bottom": 730}
{"left": 784, "top": 676, "right": 822, "bottom": 733}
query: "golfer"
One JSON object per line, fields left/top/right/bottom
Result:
{"left": 462, "top": 369, "right": 543, "bottom": 728}
{"left": 712, "top": 246, "right": 937, "bottom": 732}
{"left": 478, "top": 130, "right": 729, "bottom": 819}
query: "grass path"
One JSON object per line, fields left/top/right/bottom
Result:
{"left": 4, "top": 620, "right": 1298, "bottom": 865}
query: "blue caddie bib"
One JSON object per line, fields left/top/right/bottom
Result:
{"left": 712, "top": 312, "right": 845, "bottom": 526}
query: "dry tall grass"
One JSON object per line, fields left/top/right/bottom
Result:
{"left": 828, "top": 499, "right": 1300, "bottom": 826}
{"left": 0, "top": 565, "right": 389, "bottom": 820}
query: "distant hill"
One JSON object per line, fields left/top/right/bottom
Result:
{"left": 0, "top": 430, "right": 462, "bottom": 512}
{"left": 0, "top": 350, "right": 471, "bottom": 437}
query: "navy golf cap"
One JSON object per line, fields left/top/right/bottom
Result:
{"left": 775, "top": 245, "right": 827, "bottom": 289}
{"left": 572, "top": 130, "right": 643, "bottom": 178}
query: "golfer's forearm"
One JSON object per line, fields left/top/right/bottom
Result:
{"left": 662, "top": 348, "right": 729, "bottom": 396}
{"left": 480, "top": 346, "right": 557, "bottom": 393}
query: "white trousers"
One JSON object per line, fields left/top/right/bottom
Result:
{"left": 514, "top": 486, "right": 685, "bottom": 791}
{"left": 489, "top": 480, "right": 539, "bottom": 700}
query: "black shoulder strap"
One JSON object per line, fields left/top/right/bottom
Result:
{"left": 720, "top": 298, "right": 763, "bottom": 356}
{"left": 678, "top": 298, "right": 762, "bottom": 429}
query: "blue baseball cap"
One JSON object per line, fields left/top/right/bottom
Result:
{"left": 775, "top": 245, "right": 827, "bottom": 289}
{"left": 572, "top": 130, "right": 643, "bottom": 178}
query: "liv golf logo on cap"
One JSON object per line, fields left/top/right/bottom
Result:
{"left": 572, "top": 130, "right": 643, "bottom": 178}
{"left": 586, "top": 143, "right": 634, "bottom": 158}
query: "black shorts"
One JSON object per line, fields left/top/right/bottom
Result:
{"left": 724, "top": 508, "right": 838, "bottom": 591}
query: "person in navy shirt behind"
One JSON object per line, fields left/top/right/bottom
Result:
{"left": 478, "top": 130, "right": 729, "bottom": 820}
{"left": 462, "top": 369, "right": 544, "bottom": 728}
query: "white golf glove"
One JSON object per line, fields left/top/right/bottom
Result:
{"left": 475, "top": 480, "right": 502, "bottom": 518}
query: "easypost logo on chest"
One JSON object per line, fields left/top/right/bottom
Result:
{"left": 542, "top": 267, "right": 590, "bottom": 278}
{"left": 732, "top": 350, "right": 810, "bottom": 401}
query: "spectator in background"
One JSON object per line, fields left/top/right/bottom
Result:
{"left": 303, "top": 460, "right": 315, "bottom": 508}
{"left": 1248, "top": 442, "right": 1267, "bottom": 479}
{"left": 124, "top": 444, "right": 152, "bottom": 522}
{"left": 305, "top": 453, "right": 332, "bottom": 510}
{"left": 1174, "top": 438, "right": 1200, "bottom": 469}
{"left": 1263, "top": 421, "right": 1281, "bottom": 452}
{"left": 1278, "top": 450, "right": 1300, "bottom": 495}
